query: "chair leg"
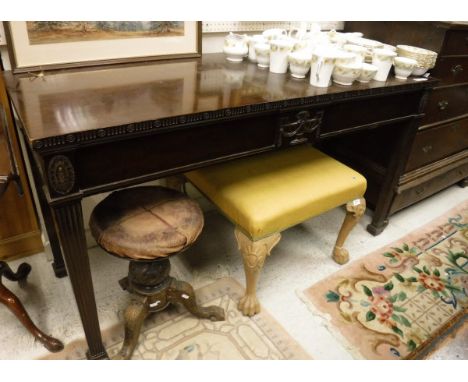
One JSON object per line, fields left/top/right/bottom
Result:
{"left": 0, "top": 272, "right": 64, "bottom": 353}
{"left": 332, "top": 198, "right": 366, "bottom": 265}
{"left": 0, "top": 262, "right": 31, "bottom": 284}
{"left": 234, "top": 228, "right": 281, "bottom": 317}
{"left": 114, "top": 296, "right": 150, "bottom": 360}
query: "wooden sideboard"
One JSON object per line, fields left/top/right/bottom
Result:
{"left": 3, "top": 53, "right": 435, "bottom": 359}
{"left": 343, "top": 22, "right": 468, "bottom": 220}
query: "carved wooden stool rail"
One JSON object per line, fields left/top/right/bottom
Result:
{"left": 89, "top": 186, "right": 225, "bottom": 360}
{"left": 185, "top": 145, "right": 367, "bottom": 317}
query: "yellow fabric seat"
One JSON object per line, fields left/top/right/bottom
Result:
{"left": 185, "top": 145, "right": 367, "bottom": 240}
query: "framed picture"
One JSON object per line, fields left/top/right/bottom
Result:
{"left": 4, "top": 21, "right": 201, "bottom": 73}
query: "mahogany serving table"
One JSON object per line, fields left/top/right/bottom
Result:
{"left": 3, "top": 53, "right": 436, "bottom": 359}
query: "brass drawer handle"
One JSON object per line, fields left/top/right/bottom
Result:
{"left": 422, "top": 145, "right": 433, "bottom": 154}
{"left": 451, "top": 64, "right": 463, "bottom": 75}
{"left": 438, "top": 100, "right": 449, "bottom": 110}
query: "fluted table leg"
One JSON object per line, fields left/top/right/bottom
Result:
{"left": 52, "top": 200, "right": 108, "bottom": 360}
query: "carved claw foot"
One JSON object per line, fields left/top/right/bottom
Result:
{"left": 238, "top": 294, "right": 261, "bottom": 317}
{"left": 332, "top": 246, "right": 349, "bottom": 265}
{"left": 168, "top": 279, "right": 225, "bottom": 321}
{"left": 234, "top": 228, "right": 281, "bottom": 317}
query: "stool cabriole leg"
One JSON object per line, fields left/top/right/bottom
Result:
{"left": 235, "top": 228, "right": 281, "bottom": 317}
{"left": 332, "top": 198, "right": 366, "bottom": 265}
{"left": 114, "top": 296, "right": 149, "bottom": 360}
{"left": 167, "top": 279, "right": 225, "bottom": 321}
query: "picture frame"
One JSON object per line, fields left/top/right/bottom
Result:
{"left": 4, "top": 21, "right": 202, "bottom": 73}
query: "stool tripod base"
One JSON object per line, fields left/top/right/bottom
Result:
{"left": 114, "top": 259, "right": 225, "bottom": 360}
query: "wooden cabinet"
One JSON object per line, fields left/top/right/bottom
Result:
{"left": 0, "top": 72, "right": 43, "bottom": 260}
{"left": 340, "top": 22, "right": 468, "bottom": 222}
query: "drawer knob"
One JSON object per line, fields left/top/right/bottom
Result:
{"left": 422, "top": 145, "right": 433, "bottom": 154}
{"left": 415, "top": 186, "right": 425, "bottom": 195}
{"left": 451, "top": 64, "right": 464, "bottom": 76}
{"left": 438, "top": 100, "right": 449, "bottom": 110}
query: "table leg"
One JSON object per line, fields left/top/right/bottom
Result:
{"left": 52, "top": 200, "right": 108, "bottom": 360}
{"left": 24, "top": 143, "right": 67, "bottom": 278}
{"left": 367, "top": 119, "right": 422, "bottom": 236}
{"left": 38, "top": 187, "right": 67, "bottom": 278}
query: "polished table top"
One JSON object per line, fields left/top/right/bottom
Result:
{"left": 3, "top": 53, "right": 436, "bottom": 147}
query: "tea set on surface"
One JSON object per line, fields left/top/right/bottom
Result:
{"left": 223, "top": 25, "right": 438, "bottom": 88}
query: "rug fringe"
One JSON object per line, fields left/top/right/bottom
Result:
{"left": 295, "top": 288, "right": 365, "bottom": 360}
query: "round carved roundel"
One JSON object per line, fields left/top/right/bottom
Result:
{"left": 47, "top": 155, "right": 75, "bottom": 195}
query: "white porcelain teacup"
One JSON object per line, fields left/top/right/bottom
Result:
{"left": 382, "top": 44, "right": 397, "bottom": 52}
{"left": 288, "top": 50, "right": 312, "bottom": 79}
{"left": 343, "top": 44, "right": 367, "bottom": 63}
{"left": 411, "top": 66, "right": 429, "bottom": 76}
{"left": 247, "top": 34, "right": 266, "bottom": 62}
{"left": 334, "top": 51, "right": 357, "bottom": 66}
{"left": 372, "top": 48, "right": 397, "bottom": 81}
{"left": 310, "top": 48, "right": 344, "bottom": 88}
{"left": 292, "top": 39, "right": 310, "bottom": 53}
{"left": 254, "top": 43, "right": 271, "bottom": 68}
{"left": 263, "top": 28, "right": 288, "bottom": 41}
{"left": 332, "top": 62, "right": 362, "bottom": 86}
{"left": 358, "top": 63, "right": 378, "bottom": 83}
{"left": 327, "top": 30, "right": 348, "bottom": 47}
{"left": 223, "top": 33, "right": 248, "bottom": 62}
{"left": 269, "top": 39, "right": 296, "bottom": 74}
{"left": 393, "top": 56, "right": 418, "bottom": 80}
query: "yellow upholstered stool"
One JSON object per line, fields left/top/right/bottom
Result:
{"left": 185, "top": 145, "right": 367, "bottom": 316}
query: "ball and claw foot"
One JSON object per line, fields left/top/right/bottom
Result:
{"left": 238, "top": 294, "right": 261, "bottom": 317}
{"left": 332, "top": 246, "right": 350, "bottom": 265}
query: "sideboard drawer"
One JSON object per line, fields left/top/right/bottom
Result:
{"left": 393, "top": 161, "right": 468, "bottom": 214}
{"left": 432, "top": 56, "right": 468, "bottom": 85}
{"left": 319, "top": 91, "right": 422, "bottom": 136}
{"left": 442, "top": 29, "right": 468, "bottom": 56}
{"left": 77, "top": 115, "right": 278, "bottom": 189}
{"left": 421, "top": 84, "right": 468, "bottom": 125}
{"left": 406, "top": 117, "right": 468, "bottom": 171}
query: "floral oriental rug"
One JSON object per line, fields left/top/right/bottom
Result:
{"left": 302, "top": 201, "right": 468, "bottom": 359}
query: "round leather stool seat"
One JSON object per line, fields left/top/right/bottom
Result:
{"left": 90, "top": 186, "right": 203, "bottom": 261}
